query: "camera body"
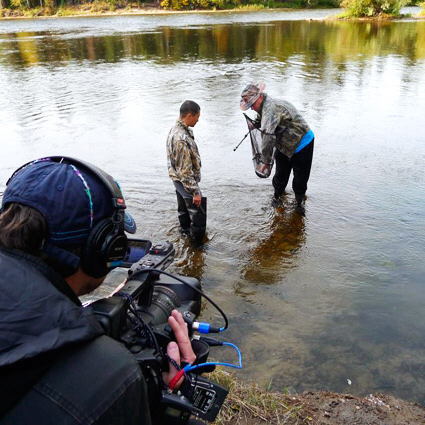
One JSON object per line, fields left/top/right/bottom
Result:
{"left": 90, "top": 240, "right": 227, "bottom": 424}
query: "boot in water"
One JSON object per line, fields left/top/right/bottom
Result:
{"left": 272, "top": 192, "right": 286, "bottom": 208}
{"left": 295, "top": 194, "right": 305, "bottom": 216}
{"left": 271, "top": 197, "right": 281, "bottom": 208}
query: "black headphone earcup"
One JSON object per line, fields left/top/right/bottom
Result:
{"left": 81, "top": 219, "right": 112, "bottom": 278}
{"left": 81, "top": 219, "right": 128, "bottom": 279}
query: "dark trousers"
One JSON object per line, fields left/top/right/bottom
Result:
{"left": 174, "top": 181, "right": 207, "bottom": 243}
{"left": 272, "top": 139, "right": 314, "bottom": 201}
{"left": 2, "top": 336, "right": 152, "bottom": 425}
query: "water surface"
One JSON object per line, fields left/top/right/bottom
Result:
{"left": 1, "top": 9, "right": 425, "bottom": 404}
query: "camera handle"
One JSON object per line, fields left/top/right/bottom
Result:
{"left": 161, "top": 376, "right": 228, "bottom": 423}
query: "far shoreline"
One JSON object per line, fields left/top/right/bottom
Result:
{"left": 1, "top": 5, "right": 424, "bottom": 22}
{"left": 0, "top": 5, "right": 302, "bottom": 21}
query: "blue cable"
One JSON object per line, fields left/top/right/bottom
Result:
{"left": 192, "top": 323, "right": 226, "bottom": 334}
{"left": 183, "top": 342, "right": 243, "bottom": 373}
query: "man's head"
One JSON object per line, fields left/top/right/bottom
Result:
{"left": 240, "top": 82, "right": 265, "bottom": 112}
{"left": 179, "top": 100, "right": 200, "bottom": 128}
{"left": 0, "top": 157, "right": 136, "bottom": 294}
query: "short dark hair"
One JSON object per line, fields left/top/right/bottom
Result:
{"left": 0, "top": 203, "right": 83, "bottom": 276}
{"left": 180, "top": 100, "right": 200, "bottom": 118}
{"left": 0, "top": 203, "right": 47, "bottom": 254}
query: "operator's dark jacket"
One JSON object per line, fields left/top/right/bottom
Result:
{"left": 0, "top": 249, "right": 150, "bottom": 424}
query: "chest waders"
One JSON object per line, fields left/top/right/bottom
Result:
{"left": 174, "top": 181, "right": 207, "bottom": 245}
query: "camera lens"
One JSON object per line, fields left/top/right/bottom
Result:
{"left": 144, "top": 286, "right": 181, "bottom": 326}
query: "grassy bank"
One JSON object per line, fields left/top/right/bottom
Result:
{"left": 210, "top": 370, "right": 425, "bottom": 424}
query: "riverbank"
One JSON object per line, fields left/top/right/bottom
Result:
{"left": 1, "top": 3, "right": 423, "bottom": 20}
{"left": 0, "top": 3, "right": 279, "bottom": 19}
{"left": 211, "top": 370, "right": 425, "bottom": 424}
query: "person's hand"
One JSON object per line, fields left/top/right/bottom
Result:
{"left": 248, "top": 119, "right": 260, "bottom": 130}
{"left": 193, "top": 194, "right": 202, "bottom": 208}
{"left": 163, "top": 310, "right": 196, "bottom": 388}
{"left": 257, "top": 164, "right": 271, "bottom": 176}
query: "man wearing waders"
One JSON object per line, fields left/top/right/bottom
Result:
{"left": 166, "top": 100, "right": 206, "bottom": 243}
{"left": 240, "top": 83, "right": 314, "bottom": 215}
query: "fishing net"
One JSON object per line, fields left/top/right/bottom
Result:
{"left": 243, "top": 113, "right": 274, "bottom": 178}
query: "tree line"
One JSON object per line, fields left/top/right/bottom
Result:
{"left": 0, "top": 0, "right": 337, "bottom": 10}
{"left": 0, "top": 0, "right": 423, "bottom": 21}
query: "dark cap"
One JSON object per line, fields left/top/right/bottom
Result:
{"left": 2, "top": 159, "right": 136, "bottom": 248}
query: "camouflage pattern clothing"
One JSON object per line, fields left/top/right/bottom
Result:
{"left": 258, "top": 94, "right": 311, "bottom": 163}
{"left": 166, "top": 120, "right": 202, "bottom": 196}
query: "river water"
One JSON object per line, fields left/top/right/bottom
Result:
{"left": 1, "top": 8, "right": 424, "bottom": 404}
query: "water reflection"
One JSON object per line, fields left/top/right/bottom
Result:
{"left": 241, "top": 203, "right": 305, "bottom": 286}
{"left": 173, "top": 237, "right": 206, "bottom": 282}
{"left": 1, "top": 20, "right": 425, "bottom": 67}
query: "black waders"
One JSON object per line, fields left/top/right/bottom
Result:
{"left": 174, "top": 182, "right": 207, "bottom": 244}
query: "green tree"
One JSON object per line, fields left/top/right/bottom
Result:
{"left": 341, "top": 0, "right": 409, "bottom": 17}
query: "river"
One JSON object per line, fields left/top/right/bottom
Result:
{"left": 1, "top": 7, "right": 424, "bottom": 404}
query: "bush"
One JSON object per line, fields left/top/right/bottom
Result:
{"left": 341, "top": 0, "right": 409, "bottom": 16}
{"left": 10, "top": 0, "right": 28, "bottom": 8}
{"left": 160, "top": 0, "right": 187, "bottom": 9}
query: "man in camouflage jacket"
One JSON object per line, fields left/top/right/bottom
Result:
{"left": 240, "top": 83, "right": 315, "bottom": 214}
{"left": 166, "top": 100, "right": 206, "bottom": 242}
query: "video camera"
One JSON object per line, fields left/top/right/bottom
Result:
{"left": 90, "top": 239, "right": 229, "bottom": 425}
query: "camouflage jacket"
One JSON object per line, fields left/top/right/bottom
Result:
{"left": 166, "top": 120, "right": 202, "bottom": 196}
{"left": 258, "top": 95, "right": 311, "bottom": 162}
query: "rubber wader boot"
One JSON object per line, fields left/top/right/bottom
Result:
{"left": 178, "top": 215, "right": 191, "bottom": 235}
{"left": 189, "top": 197, "right": 207, "bottom": 244}
{"left": 271, "top": 197, "right": 281, "bottom": 208}
{"left": 191, "top": 227, "right": 206, "bottom": 245}
{"left": 176, "top": 191, "right": 191, "bottom": 233}
{"left": 295, "top": 194, "right": 305, "bottom": 216}
{"left": 272, "top": 192, "right": 286, "bottom": 208}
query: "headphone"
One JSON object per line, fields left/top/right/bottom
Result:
{"left": 6, "top": 156, "right": 129, "bottom": 278}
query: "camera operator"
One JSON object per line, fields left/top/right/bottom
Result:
{"left": 0, "top": 157, "right": 196, "bottom": 424}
